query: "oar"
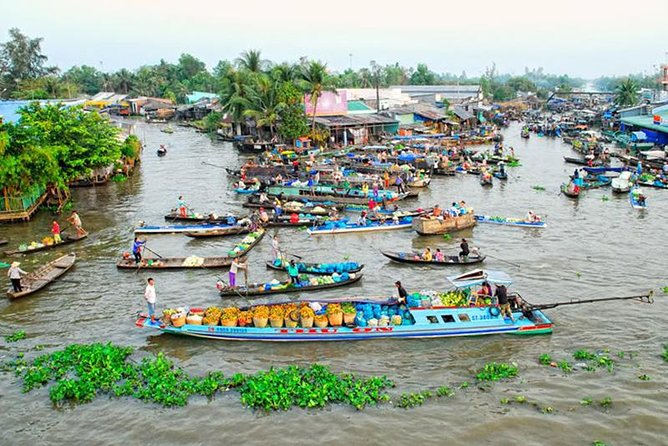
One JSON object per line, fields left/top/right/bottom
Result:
{"left": 530, "top": 291, "right": 654, "bottom": 311}
{"left": 484, "top": 253, "right": 521, "bottom": 269}
{"left": 143, "top": 246, "right": 163, "bottom": 259}
{"left": 201, "top": 161, "right": 227, "bottom": 169}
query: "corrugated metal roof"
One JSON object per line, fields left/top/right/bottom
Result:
{"left": 452, "top": 106, "right": 475, "bottom": 121}
{"left": 315, "top": 113, "right": 398, "bottom": 128}
{"left": 621, "top": 112, "right": 668, "bottom": 134}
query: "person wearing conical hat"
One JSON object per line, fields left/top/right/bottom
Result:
{"left": 8, "top": 261, "right": 27, "bottom": 293}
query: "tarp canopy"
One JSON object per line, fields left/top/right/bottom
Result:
{"left": 447, "top": 269, "right": 512, "bottom": 288}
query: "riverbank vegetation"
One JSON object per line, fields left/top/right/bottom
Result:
{"left": 0, "top": 102, "right": 136, "bottom": 200}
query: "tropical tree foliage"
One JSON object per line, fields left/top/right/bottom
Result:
{"left": 614, "top": 78, "right": 640, "bottom": 107}
{"left": 300, "top": 60, "right": 336, "bottom": 133}
{"left": 0, "top": 103, "right": 123, "bottom": 195}
{"left": 0, "top": 28, "right": 57, "bottom": 98}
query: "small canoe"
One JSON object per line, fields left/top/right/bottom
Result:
{"left": 582, "top": 175, "right": 612, "bottom": 189}
{"left": 234, "top": 188, "right": 259, "bottom": 195}
{"left": 493, "top": 171, "right": 508, "bottom": 180}
{"left": 183, "top": 226, "right": 251, "bottom": 238}
{"left": 382, "top": 251, "right": 485, "bottom": 265}
{"left": 474, "top": 215, "right": 546, "bottom": 228}
{"left": 7, "top": 253, "right": 76, "bottom": 299}
{"left": 163, "top": 212, "right": 240, "bottom": 223}
{"left": 480, "top": 177, "right": 493, "bottom": 187}
{"left": 629, "top": 188, "right": 647, "bottom": 210}
{"left": 219, "top": 273, "right": 363, "bottom": 297}
{"left": 135, "top": 224, "right": 247, "bottom": 235}
{"left": 563, "top": 156, "right": 587, "bottom": 165}
{"left": 561, "top": 183, "right": 580, "bottom": 198}
{"left": 4, "top": 233, "right": 87, "bottom": 256}
{"left": 265, "top": 260, "right": 364, "bottom": 275}
{"left": 0, "top": 240, "right": 8, "bottom": 246}
{"left": 307, "top": 218, "right": 413, "bottom": 235}
{"left": 117, "top": 256, "right": 233, "bottom": 270}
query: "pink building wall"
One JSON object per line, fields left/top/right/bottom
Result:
{"left": 304, "top": 90, "right": 347, "bottom": 116}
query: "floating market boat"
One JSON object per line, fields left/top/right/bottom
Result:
{"left": 135, "top": 270, "right": 559, "bottom": 341}
{"left": 265, "top": 184, "right": 404, "bottom": 205}
{"left": 163, "top": 212, "right": 240, "bottom": 223}
{"left": 183, "top": 225, "right": 252, "bottom": 238}
{"left": 134, "top": 223, "right": 248, "bottom": 235}
{"left": 117, "top": 256, "right": 234, "bottom": 270}
{"left": 243, "top": 196, "right": 341, "bottom": 215}
{"left": 561, "top": 182, "right": 580, "bottom": 198}
{"left": 381, "top": 251, "right": 485, "bottom": 266}
{"left": 0, "top": 239, "right": 7, "bottom": 246}
{"left": 521, "top": 129, "right": 530, "bottom": 139}
{"left": 563, "top": 156, "right": 588, "bottom": 166}
{"left": 480, "top": 175, "right": 493, "bottom": 187}
{"left": 265, "top": 215, "right": 325, "bottom": 228}
{"left": 638, "top": 179, "right": 668, "bottom": 190}
{"left": 266, "top": 259, "right": 364, "bottom": 275}
{"left": 474, "top": 215, "right": 546, "bottom": 228}
{"left": 582, "top": 175, "right": 612, "bottom": 189}
{"left": 218, "top": 273, "right": 363, "bottom": 297}
{"left": 629, "top": 187, "right": 647, "bottom": 210}
{"left": 306, "top": 218, "right": 413, "bottom": 235}
{"left": 7, "top": 253, "right": 76, "bottom": 299}
{"left": 234, "top": 187, "right": 259, "bottom": 195}
{"left": 493, "top": 170, "right": 508, "bottom": 180}
{"left": 4, "top": 233, "right": 88, "bottom": 256}
{"left": 412, "top": 214, "right": 476, "bottom": 235}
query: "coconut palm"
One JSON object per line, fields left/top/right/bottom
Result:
{"left": 270, "top": 63, "right": 299, "bottom": 83}
{"left": 236, "top": 49, "right": 268, "bottom": 74}
{"left": 614, "top": 78, "right": 640, "bottom": 107}
{"left": 244, "top": 75, "right": 284, "bottom": 138}
{"left": 112, "top": 69, "right": 135, "bottom": 94}
{"left": 300, "top": 60, "right": 337, "bottom": 133}
{"left": 219, "top": 69, "right": 250, "bottom": 135}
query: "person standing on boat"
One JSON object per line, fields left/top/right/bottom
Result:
{"left": 8, "top": 262, "right": 27, "bottom": 293}
{"left": 271, "top": 235, "right": 281, "bottom": 261}
{"left": 394, "top": 281, "right": 408, "bottom": 304}
{"left": 144, "top": 278, "right": 157, "bottom": 324}
{"left": 67, "top": 210, "right": 85, "bottom": 237}
{"left": 132, "top": 237, "right": 146, "bottom": 264}
{"left": 258, "top": 207, "right": 270, "bottom": 224}
{"left": 459, "top": 239, "right": 470, "bottom": 259}
{"left": 495, "top": 284, "right": 514, "bottom": 322}
{"left": 52, "top": 220, "right": 62, "bottom": 244}
{"left": 177, "top": 196, "right": 187, "bottom": 217}
{"left": 229, "top": 257, "right": 247, "bottom": 287}
{"left": 287, "top": 260, "right": 300, "bottom": 284}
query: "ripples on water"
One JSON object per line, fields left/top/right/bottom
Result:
{"left": 0, "top": 121, "right": 666, "bottom": 445}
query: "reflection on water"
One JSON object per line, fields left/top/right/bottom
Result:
{"left": 0, "top": 121, "right": 666, "bottom": 445}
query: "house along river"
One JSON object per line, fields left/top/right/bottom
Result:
{"left": 0, "top": 121, "right": 666, "bottom": 445}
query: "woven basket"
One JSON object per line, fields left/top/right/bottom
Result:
{"left": 343, "top": 312, "right": 356, "bottom": 324}
{"left": 300, "top": 316, "right": 314, "bottom": 328}
{"left": 253, "top": 316, "right": 268, "bottom": 328}
{"left": 327, "top": 312, "right": 343, "bottom": 327}
{"left": 186, "top": 315, "right": 202, "bottom": 325}
{"left": 171, "top": 313, "right": 186, "bottom": 328}
{"left": 269, "top": 317, "right": 284, "bottom": 328}
{"left": 221, "top": 318, "right": 238, "bottom": 327}
{"left": 285, "top": 318, "right": 298, "bottom": 328}
{"left": 314, "top": 318, "right": 329, "bottom": 328}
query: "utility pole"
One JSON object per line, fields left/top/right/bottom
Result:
{"left": 371, "top": 60, "right": 380, "bottom": 113}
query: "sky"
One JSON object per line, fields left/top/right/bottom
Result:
{"left": 1, "top": 0, "right": 667, "bottom": 79}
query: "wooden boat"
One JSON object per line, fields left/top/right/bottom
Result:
{"left": 629, "top": 187, "right": 647, "bottom": 210}
{"left": 582, "top": 175, "right": 612, "bottom": 189}
{"left": 479, "top": 175, "right": 493, "bottom": 187}
{"left": 493, "top": 171, "right": 508, "bottom": 180}
{"left": 563, "top": 156, "right": 587, "bottom": 165}
{"left": 183, "top": 226, "right": 251, "bottom": 238}
{"left": 157, "top": 147, "right": 167, "bottom": 157}
{"left": 4, "top": 233, "right": 87, "bottom": 256}
{"left": 561, "top": 183, "right": 580, "bottom": 198}
{"left": 265, "top": 260, "right": 364, "bottom": 275}
{"left": 0, "top": 240, "right": 8, "bottom": 246}
{"left": 611, "top": 171, "right": 632, "bottom": 193}
{"left": 163, "top": 212, "right": 240, "bottom": 223}
{"left": 117, "top": 256, "right": 233, "bottom": 270}
{"left": 136, "top": 270, "right": 555, "bottom": 341}
{"left": 407, "top": 177, "right": 431, "bottom": 188}
{"left": 307, "top": 218, "right": 413, "bottom": 235}
{"left": 234, "top": 187, "right": 259, "bottom": 195}
{"left": 474, "top": 215, "right": 546, "bottom": 228}
{"left": 412, "top": 214, "right": 476, "bottom": 235}
{"left": 265, "top": 215, "right": 325, "bottom": 228}
{"left": 134, "top": 223, "right": 247, "bottom": 235}
{"left": 638, "top": 179, "right": 668, "bottom": 190}
{"left": 266, "top": 184, "right": 401, "bottom": 201}
{"left": 521, "top": 129, "right": 530, "bottom": 139}
{"left": 243, "top": 196, "right": 343, "bottom": 215}
{"left": 7, "top": 253, "right": 76, "bottom": 299}
{"left": 218, "top": 273, "right": 363, "bottom": 297}
{"left": 381, "top": 251, "right": 485, "bottom": 265}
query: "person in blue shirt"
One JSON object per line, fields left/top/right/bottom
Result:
{"left": 132, "top": 237, "right": 147, "bottom": 264}
{"left": 287, "top": 260, "right": 300, "bottom": 284}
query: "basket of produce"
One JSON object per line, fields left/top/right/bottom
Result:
{"left": 220, "top": 307, "right": 239, "bottom": 327}
{"left": 314, "top": 314, "right": 329, "bottom": 328}
{"left": 171, "top": 312, "right": 187, "bottom": 328}
{"left": 269, "top": 306, "right": 285, "bottom": 328}
{"left": 326, "top": 303, "right": 343, "bottom": 327}
{"left": 342, "top": 302, "right": 357, "bottom": 324}
{"left": 203, "top": 307, "right": 222, "bottom": 326}
{"left": 162, "top": 308, "right": 178, "bottom": 325}
{"left": 238, "top": 310, "right": 252, "bottom": 327}
{"left": 186, "top": 314, "right": 203, "bottom": 325}
{"left": 252, "top": 305, "right": 269, "bottom": 328}
{"left": 300, "top": 306, "right": 315, "bottom": 328}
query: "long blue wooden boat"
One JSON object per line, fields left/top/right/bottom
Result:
{"left": 266, "top": 184, "right": 401, "bottom": 202}
{"left": 266, "top": 259, "right": 364, "bottom": 275}
{"left": 638, "top": 179, "right": 668, "bottom": 189}
{"left": 307, "top": 217, "right": 413, "bottom": 235}
{"left": 134, "top": 223, "right": 247, "bottom": 235}
{"left": 474, "top": 215, "right": 546, "bottom": 228}
{"left": 134, "top": 269, "right": 553, "bottom": 341}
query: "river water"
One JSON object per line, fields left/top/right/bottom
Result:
{"left": 1, "top": 121, "right": 666, "bottom": 445}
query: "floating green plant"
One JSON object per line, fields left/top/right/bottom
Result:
{"left": 599, "top": 397, "right": 613, "bottom": 408}
{"left": 4, "top": 331, "right": 26, "bottom": 342}
{"left": 580, "top": 397, "right": 593, "bottom": 406}
{"left": 638, "top": 374, "right": 651, "bottom": 381}
{"left": 538, "top": 353, "right": 552, "bottom": 365}
{"left": 436, "top": 386, "right": 454, "bottom": 397}
{"left": 531, "top": 185, "right": 545, "bottom": 191}
{"left": 475, "top": 362, "right": 518, "bottom": 381}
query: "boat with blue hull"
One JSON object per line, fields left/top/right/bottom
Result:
{"left": 629, "top": 187, "right": 647, "bottom": 210}
{"left": 474, "top": 215, "right": 546, "bottom": 228}
{"left": 134, "top": 223, "right": 249, "bottom": 235}
{"left": 136, "top": 269, "right": 653, "bottom": 342}
{"left": 307, "top": 217, "right": 413, "bottom": 235}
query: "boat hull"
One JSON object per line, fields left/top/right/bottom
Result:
{"left": 412, "top": 214, "right": 476, "bottom": 235}
{"left": 474, "top": 215, "right": 546, "bottom": 228}
{"left": 219, "top": 274, "right": 363, "bottom": 297}
{"left": 135, "top": 224, "right": 247, "bottom": 235}
{"left": 7, "top": 253, "right": 76, "bottom": 299}
{"left": 4, "top": 234, "right": 87, "bottom": 256}
{"left": 265, "top": 261, "right": 364, "bottom": 275}
{"left": 307, "top": 222, "right": 412, "bottom": 235}
{"left": 382, "top": 251, "right": 485, "bottom": 265}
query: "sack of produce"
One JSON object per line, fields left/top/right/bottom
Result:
{"left": 186, "top": 314, "right": 203, "bottom": 325}
{"left": 367, "top": 318, "right": 378, "bottom": 327}
{"left": 171, "top": 313, "right": 187, "bottom": 328}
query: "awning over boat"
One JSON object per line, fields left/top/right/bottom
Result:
{"left": 447, "top": 269, "right": 512, "bottom": 288}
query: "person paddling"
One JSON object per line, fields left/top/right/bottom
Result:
{"left": 132, "top": 237, "right": 147, "bottom": 264}
{"left": 459, "top": 238, "right": 470, "bottom": 260}
{"left": 8, "top": 261, "right": 27, "bottom": 293}
{"left": 287, "top": 260, "right": 300, "bottom": 284}
{"left": 67, "top": 210, "right": 86, "bottom": 237}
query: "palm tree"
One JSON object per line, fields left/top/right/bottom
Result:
{"left": 112, "top": 69, "right": 135, "bottom": 94}
{"left": 300, "top": 60, "right": 337, "bottom": 133}
{"left": 614, "top": 78, "right": 640, "bottom": 107}
{"left": 219, "top": 69, "right": 250, "bottom": 135}
{"left": 236, "top": 49, "right": 268, "bottom": 74}
{"left": 244, "top": 75, "right": 284, "bottom": 138}
{"left": 270, "top": 63, "right": 299, "bottom": 83}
